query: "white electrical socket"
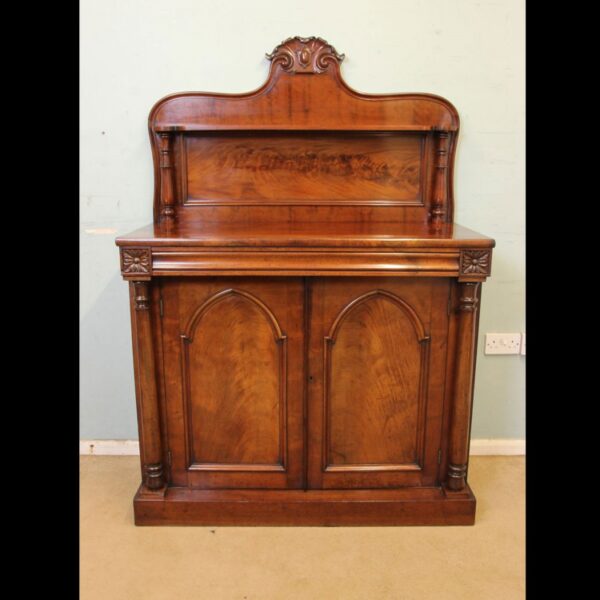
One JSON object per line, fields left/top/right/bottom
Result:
{"left": 484, "top": 333, "right": 522, "bottom": 355}
{"left": 520, "top": 333, "right": 525, "bottom": 355}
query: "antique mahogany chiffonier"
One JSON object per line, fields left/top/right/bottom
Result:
{"left": 116, "top": 37, "right": 494, "bottom": 526}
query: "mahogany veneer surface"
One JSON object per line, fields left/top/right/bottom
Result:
{"left": 117, "top": 221, "right": 494, "bottom": 248}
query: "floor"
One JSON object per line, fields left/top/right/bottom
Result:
{"left": 80, "top": 456, "right": 524, "bottom": 599}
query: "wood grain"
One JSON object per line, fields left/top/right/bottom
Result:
{"left": 117, "top": 221, "right": 495, "bottom": 249}
{"left": 161, "top": 278, "right": 304, "bottom": 490}
{"left": 134, "top": 484, "right": 476, "bottom": 526}
{"left": 325, "top": 291, "right": 427, "bottom": 468}
{"left": 185, "top": 132, "right": 423, "bottom": 205}
{"left": 307, "top": 278, "right": 450, "bottom": 490}
{"left": 182, "top": 290, "right": 285, "bottom": 468}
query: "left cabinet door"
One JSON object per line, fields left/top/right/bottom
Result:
{"left": 160, "top": 277, "right": 305, "bottom": 490}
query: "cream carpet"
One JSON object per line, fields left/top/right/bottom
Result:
{"left": 80, "top": 456, "right": 524, "bottom": 599}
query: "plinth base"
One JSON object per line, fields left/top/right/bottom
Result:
{"left": 133, "top": 484, "right": 476, "bottom": 526}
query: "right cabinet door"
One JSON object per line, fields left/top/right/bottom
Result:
{"left": 307, "top": 277, "right": 451, "bottom": 489}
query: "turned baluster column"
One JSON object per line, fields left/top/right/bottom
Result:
{"left": 130, "top": 280, "right": 164, "bottom": 490}
{"left": 430, "top": 131, "right": 449, "bottom": 228}
{"left": 158, "top": 132, "right": 176, "bottom": 219}
{"left": 447, "top": 281, "right": 480, "bottom": 491}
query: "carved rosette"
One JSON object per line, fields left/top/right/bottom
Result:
{"left": 460, "top": 250, "right": 491, "bottom": 277}
{"left": 121, "top": 248, "right": 152, "bottom": 276}
{"left": 266, "top": 36, "right": 345, "bottom": 74}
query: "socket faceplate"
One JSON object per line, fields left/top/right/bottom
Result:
{"left": 485, "top": 333, "right": 522, "bottom": 355}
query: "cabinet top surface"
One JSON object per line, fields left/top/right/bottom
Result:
{"left": 116, "top": 220, "right": 494, "bottom": 249}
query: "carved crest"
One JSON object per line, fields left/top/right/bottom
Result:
{"left": 266, "top": 36, "right": 345, "bottom": 74}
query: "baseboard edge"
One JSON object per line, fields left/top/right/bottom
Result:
{"left": 80, "top": 439, "right": 525, "bottom": 456}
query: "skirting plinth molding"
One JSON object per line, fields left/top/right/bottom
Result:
{"left": 79, "top": 439, "right": 525, "bottom": 456}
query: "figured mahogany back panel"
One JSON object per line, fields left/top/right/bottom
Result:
{"left": 183, "top": 132, "right": 426, "bottom": 206}
{"left": 149, "top": 37, "right": 459, "bottom": 225}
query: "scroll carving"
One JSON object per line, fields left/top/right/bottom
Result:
{"left": 266, "top": 36, "right": 345, "bottom": 74}
{"left": 121, "top": 248, "right": 152, "bottom": 275}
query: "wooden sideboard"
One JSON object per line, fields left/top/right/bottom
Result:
{"left": 116, "top": 37, "right": 494, "bottom": 526}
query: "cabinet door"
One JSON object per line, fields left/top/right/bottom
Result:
{"left": 161, "top": 277, "right": 304, "bottom": 489}
{"left": 307, "top": 278, "right": 450, "bottom": 489}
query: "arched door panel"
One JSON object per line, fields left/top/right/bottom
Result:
{"left": 161, "top": 278, "right": 304, "bottom": 490}
{"left": 308, "top": 278, "right": 450, "bottom": 489}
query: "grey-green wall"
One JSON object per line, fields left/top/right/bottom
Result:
{"left": 80, "top": 0, "right": 525, "bottom": 440}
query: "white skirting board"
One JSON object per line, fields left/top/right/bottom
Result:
{"left": 79, "top": 440, "right": 141, "bottom": 455}
{"left": 79, "top": 439, "right": 525, "bottom": 456}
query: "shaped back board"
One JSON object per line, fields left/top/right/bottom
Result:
{"left": 149, "top": 37, "right": 459, "bottom": 225}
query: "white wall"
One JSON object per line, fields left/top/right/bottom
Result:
{"left": 80, "top": 0, "right": 525, "bottom": 440}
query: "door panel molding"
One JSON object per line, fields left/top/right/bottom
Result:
{"left": 182, "top": 287, "right": 286, "bottom": 341}
{"left": 180, "top": 288, "right": 287, "bottom": 471}
{"left": 326, "top": 289, "right": 429, "bottom": 342}
{"left": 162, "top": 278, "right": 304, "bottom": 490}
{"left": 323, "top": 290, "right": 431, "bottom": 472}
{"left": 308, "top": 278, "right": 449, "bottom": 490}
